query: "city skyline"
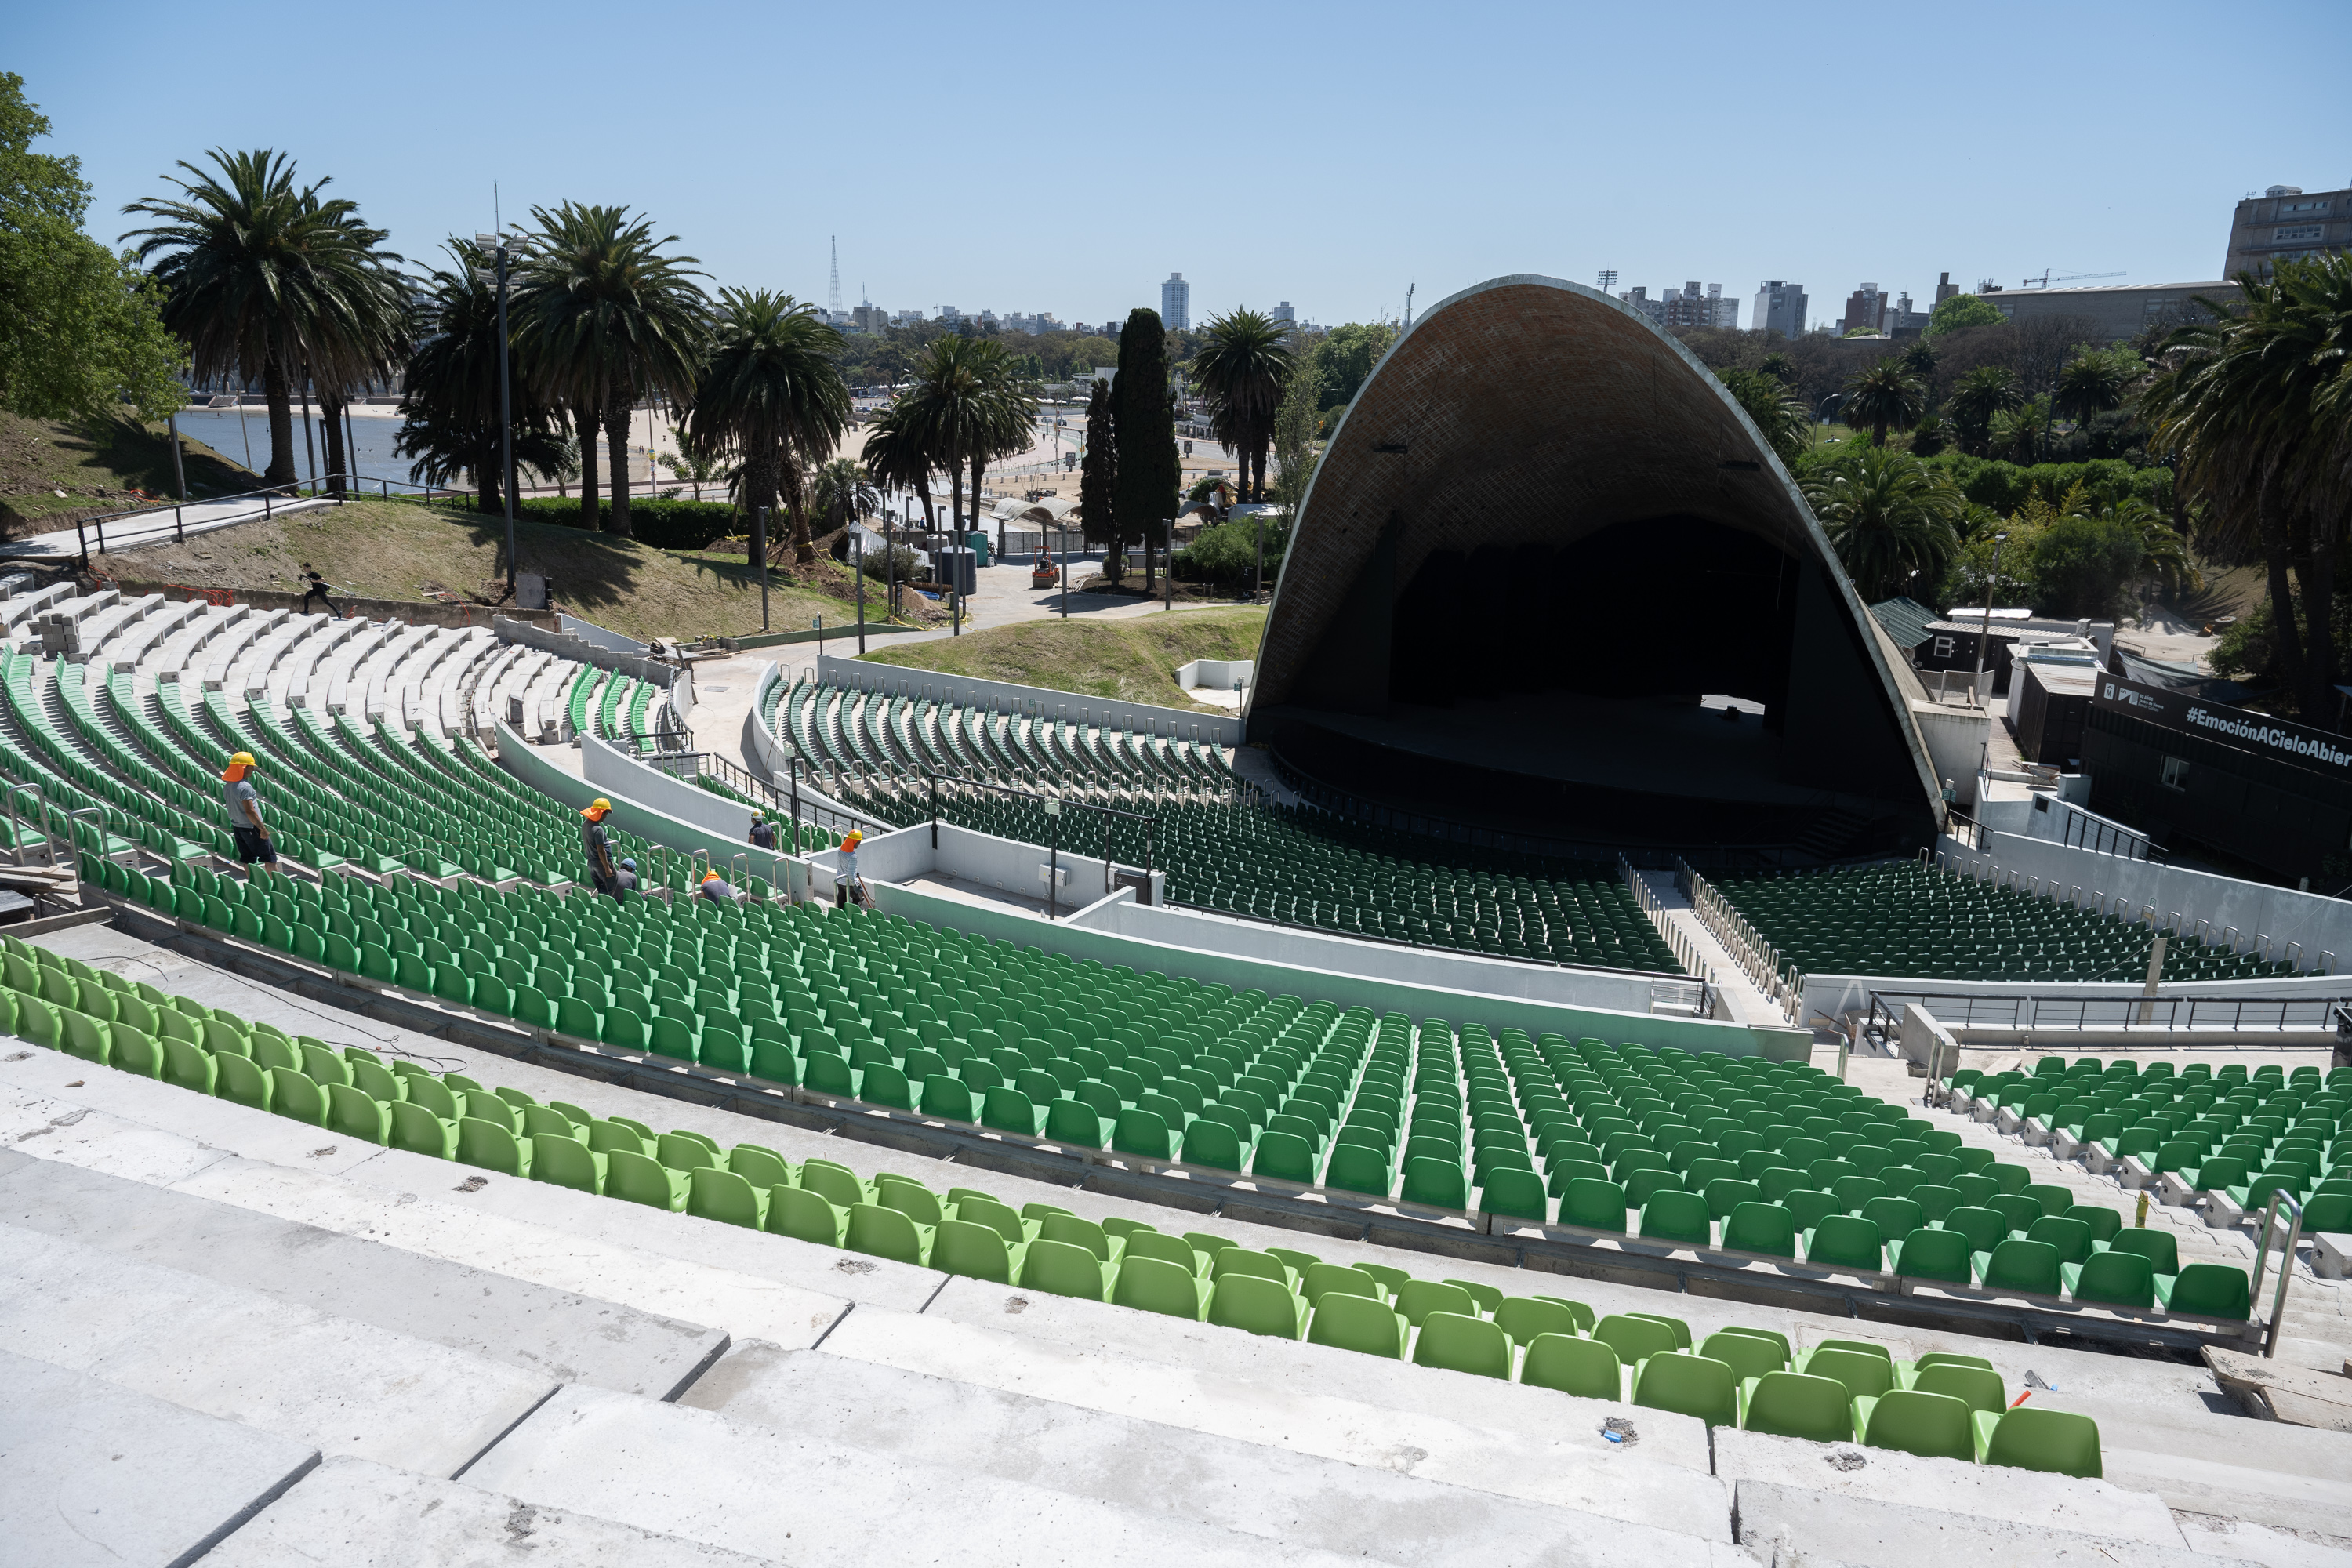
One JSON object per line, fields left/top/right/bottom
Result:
{"left": 13, "top": 0, "right": 2348, "bottom": 331}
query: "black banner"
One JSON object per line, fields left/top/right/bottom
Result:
{"left": 2094, "top": 676, "right": 2352, "bottom": 775}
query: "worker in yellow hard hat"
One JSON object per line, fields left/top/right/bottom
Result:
{"left": 837, "top": 827, "right": 865, "bottom": 907}
{"left": 579, "top": 797, "right": 621, "bottom": 898}
{"left": 221, "top": 751, "right": 276, "bottom": 874}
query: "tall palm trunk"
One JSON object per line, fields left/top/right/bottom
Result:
{"left": 784, "top": 460, "right": 815, "bottom": 565}
{"left": 604, "top": 395, "right": 634, "bottom": 539}
{"left": 968, "top": 452, "right": 985, "bottom": 532}
{"left": 319, "top": 387, "right": 348, "bottom": 500}
{"left": 948, "top": 463, "right": 964, "bottom": 557}
{"left": 262, "top": 351, "right": 296, "bottom": 488}
{"left": 575, "top": 404, "right": 600, "bottom": 530}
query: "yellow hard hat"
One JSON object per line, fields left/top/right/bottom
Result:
{"left": 591, "top": 797, "right": 611, "bottom": 811}
{"left": 230, "top": 752, "right": 256, "bottom": 768}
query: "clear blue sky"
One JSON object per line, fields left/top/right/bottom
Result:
{"left": 17, "top": 0, "right": 2351, "bottom": 331}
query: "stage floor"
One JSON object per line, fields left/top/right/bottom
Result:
{"left": 1298, "top": 691, "right": 1828, "bottom": 808}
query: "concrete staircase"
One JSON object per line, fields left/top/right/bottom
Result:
{"left": 4, "top": 930, "right": 2350, "bottom": 1563}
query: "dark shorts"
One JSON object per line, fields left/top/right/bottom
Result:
{"left": 231, "top": 826, "right": 276, "bottom": 866}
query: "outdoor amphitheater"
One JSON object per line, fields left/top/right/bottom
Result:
{"left": 8, "top": 278, "right": 2348, "bottom": 1568}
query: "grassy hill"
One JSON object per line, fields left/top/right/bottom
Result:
{"left": 1, "top": 410, "right": 257, "bottom": 535}
{"left": 89, "top": 495, "right": 920, "bottom": 643}
{"left": 858, "top": 607, "right": 1265, "bottom": 711}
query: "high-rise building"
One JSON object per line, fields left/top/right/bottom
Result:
{"left": 1271, "top": 301, "right": 1296, "bottom": 325}
{"left": 1753, "top": 280, "right": 1808, "bottom": 339}
{"left": 1160, "top": 272, "right": 1190, "bottom": 331}
{"left": 1933, "top": 270, "right": 1960, "bottom": 308}
{"left": 1661, "top": 281, "right": 1738, "bottom": 328}
{"left": 1617, "top": 285, "right": 1664, "bottom": 324}
{"left": 1837, "top": 282, "right": 1887, "bottom": 336}
{"left": 2223, "top": 183, "right": 2352, "bottom": 281}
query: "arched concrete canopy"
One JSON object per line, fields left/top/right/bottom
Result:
{"left": 1248, "top": 274, "right": 1944, "bottom": 849}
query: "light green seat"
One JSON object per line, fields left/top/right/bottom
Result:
{"left": 1110, "top": 1254, "right": 1210, "bottom": 1320}
{"left": 1974, "top": 1406, "right": 2102, "bottom": 1476}
{"left": 1206, "top": 1272, "right": 1307, "bottom": 1339}
{"left": 456, "top": 1116, "right": 529, "bottom": 1176}
{"left": 1740, "top": 1371, "right": 1853, "bottom": 1443}
{"left": 1855, "top": 1388, "right": 1974, "bottom": 1460}
{"left": 529, "top": 1132, "right": 606, "bottom": 1195}
{"left": 325, "top": 1082, "right": 390, "bottom": 1143}
{"left": 768, "top": 1184, "right": 848, "bottom": 1247}
{"left": 688, "top": 1167, "right": 768, "bottom": 1229}
{"left": 1592, "top": 1313, "right": 1678, "bottom": 1363}
{"left": 1412, "top": 1311, "right": 1512, "bottom": 1379}
{"left": 931, "top": 1218, "right": 1021, "bottom": 1283}
{"left": 386, "top": 1099, "right": 455, "bottom": 1158}
{"left": 1633, "top": 1350, "right": 1737, "bottom": 1425}
{"left": 844, "top": 1202, "right": 931, "bottom": 1264}
{"left": 1519, "top": 1333, "right": 1621, "bottom": 1399}
{"left": 604, "top": 1147, "right": 687, "bottom": 1211}
{"left": 1018, "top": 1237, "right": 1107, "bottom": 1301}
{"left": 1305, "top": 1290, "right": 1406, "bottom": 1358}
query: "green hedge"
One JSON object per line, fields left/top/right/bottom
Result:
{"left": 1791, "top": 449, "right": 2172, "bottom": 516}
{"left": 517, "top": 497, "right": 741, "bottom": 551}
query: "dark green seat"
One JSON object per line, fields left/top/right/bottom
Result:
{"left": 1722, "top": 1201, "right": 1795, "bottom": 1258}
{"left": 1804, "top": 1214, "right": 1884, "bottom": 1272}
{"left": 1639, "top": 1189, "right": 1712, "bottom": 1246}
{"left": 2156, "top": 1262, "right": 2250, "bottom": 1321}
{"left": 1974, "top": 1238, "right": 2063, "bottom": 1297}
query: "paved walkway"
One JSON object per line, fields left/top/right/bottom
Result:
{"left": 1, "top": 495, "right": 332, "bottom": 561}
{"left": 1635, "top": 871, "right": 1785, "bottom": 1023}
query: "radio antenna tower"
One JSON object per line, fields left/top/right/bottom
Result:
{"left": 829, "top": 236, "right": 842, "bottom": 314}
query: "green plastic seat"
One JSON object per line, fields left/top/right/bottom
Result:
{"left": 687, "top": 1167, "right": 768, "bottom": 1229}
{"left": 1412, "top": 1310, "right": 1512, "bottom": 1378}
{"left": 529, "top": 1132, "right": 605, "bottom": 1195}
{"left": 604, "top": 1146, "right": 686, "bottom": 1211}
{"left": 1556, "top": 1176, "right": 1628, "bottom": 1233}
{"left": 1393, "top": 1279, "right": 1476, "bottom": 1327}
{"left": 1889, "top": 1225, "right": 1972, "bottom": 1283}
{"left": 1798, "top": 1346, "right": 1894, "bottom": 1399}
{"left": 1857, "top": 1388, "right": 1974, "bottom": 1460}
{"left": 1592, "top": 1313, "right": 1678, "bottom": 1363}
{"left": 1493, "top": 1296, "right": 1580, "bottom": 1345}
{"left": 1301, "top": 1262, "right": 1384, "bottom": 1305}
{"left": 455, "top": 1116, "right": 528, "bottom": 1176}
{"left": 931, "top": 1218, "right": 1018, "bottom": 1283}
{"left": 1698, "top": 1330, "right": 1788, "bottom": 1381}
{"left": 2156, "top": 1262, "right": 2251, "bottom": 1321}
{"left": 768, "top": 1184, "right": 848, "bottom": 1247}
{"left": 1123, "top": 1229, "right": 1204, "bottom": 1275}
{"left": 1639, "top": 1189, "right": 1712, "bottom": 1246}
{"left": 1721, "top": 1201, "right": 1795, "bottom": 1258}
{"left": 1634, "top": 1350, "right": 1737, "bottom": 1425}
{"left": 1519, "top": 1332, "right": 1621, "bottom": 1399}
{"left": 1206, "top": 1272, "right": 1305, "bottom": 1339}
{"left": 1306, "top": 1290, "right": 1406, "bottom": 1358}
{"left": 325, "top": 1082, "right": 389, "bottom": 1143}
{"left": 2065, "top": 1249, "right": 2155, "bottom": 1308}
{"left": 1910, "top": 1361, "right": 2006, "bottom": 1415}
{"left": 1111, "top": 1254, "right": 1209, "bottom": 1319}
{"left": 844, "top": 1202, "right": 931, "bottom": 1265}
{"left": 1974, "top": 1406, "right": 2102, "bottom": 1476}
{"left": 1018, "top": 1237, "right": 1107, "bottom": 1301}
{"left": 1740, "top": 1370, "right": 1853, "bottom": 1442}
{"left": 1975, "top": 1238, "right": 2063, "bottom": 1297}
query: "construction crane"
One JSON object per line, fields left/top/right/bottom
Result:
{"left": 2017, "top": 268, "right": 2124, "bottom": 289}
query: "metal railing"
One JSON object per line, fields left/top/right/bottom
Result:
{"left": 2249, "top": 1192, "right": 2305, "bottom": 1359}
{"left": 1618, "top": 852, "right": 1718, "bottom": 994}
{"left": 1864, "top": 987, "right": 2351, "bottom": 1042}
{"left": 1675, "top": 856, "right": 1802, "bottom": 1022}
{"left": 68, "top": 474, "right": 466, "bottom": 568}
{"left": 644, "top": 746, "right": 889, "bottom": 846}
{"left": 916, "top": 764, "right": 1157, "bottom": 920}
{"left": 1934, "top": 848, "right": 2324, "bottom": 975}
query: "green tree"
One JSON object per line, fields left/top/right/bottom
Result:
{"left": 1719, "top": 367, "right": 1809, "bottom": 467}
{"left": 1266, "top": 346, "right": 1322, "bottom": 520}
{"left": 122, "top": 148, "right": 398, "bottom": 488}
{"left": 677, "top": 289, "right": 846, "bottom": 564}
{"left": 2141, "top": 253, "right": 2352, "bottom": 724}
{"left": 1926, "top": 293, "right": 2005, "bottom": 335}
{"left": 1077, "top": 377, "right": 1120, "bottom": 576}
{"left": 859, "top": 399, "right": 935, "bottom": 546}
{"left": 1802, "top": 444, "right": 1965, "bottom": 600}
{"left": 958, "top": 339, "right": 1037, "bottom": 533}
{"left": 810, "top": 456, "right": 883, "bottom": 590}
{"left": 1192, "top": 307, "right": 1294, "bottom": 502}
{"left": 299, "top": 195, "right": 405, "bottom": 498}
{"left": 511, "top": 202, "right": 706, "bottom": 539}
{"left": 1841, "top": 359, "right": 1926, "bottom": 446}
{"left": 395, "top": 237, "right": 567, "bottom": 515}
{"left": 1114, "top": 308, "right": 1180, "bottom": 590}
{"left": 1308, "top": 321, "right": 1396, "bottom": 408}
{"left": 0, "top": 74, "right": 183, "bottom": 426}
{"left": 2053, "top": 343, "right": 2138, "bottom": 433}
{"left": 1946, "top": 365, "right": 2024, "bottom": 456}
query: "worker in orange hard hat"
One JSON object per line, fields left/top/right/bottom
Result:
{"left": 696, "top": 869, "right": 741, "bottom": 905}
{"left": 222, "top": 751, "right": 276, "bottom": 874}
{"left": 579, "top": 797, "right": 621, "bottom": 898}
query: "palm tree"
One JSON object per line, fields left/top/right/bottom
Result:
{"left": 1840, "top": 359, "right": 1926, "bottom": 447}
{"left": 1946, "top": 365, "right": 2024, "bottom": 456}
{"left": 1802, "top": 445, "right": 1965, "bottom": 601}
{"left": 511, "top": 202, "right": 706, "bottom": 539}
{"left": 122, "top": 148, "right": 397, "bottom": 490}
{"left": 2053, "top": 344, "right": 2139, "bottom": 436}
{"left": 2142, "top": 253, "right": 2352, "bottom": 724}
{"left": 811, "top": 455, "right": 887, "bottom": 601}
{"left": 1193, "top": 308, "right": 1294, "bottom": 502}
{"left": 677, "top": 288, "right": 848, "bottom": 565}
{"left": 1719, "top": 368, "right": 1809, "bottom": 467}
{"left": 861, "top": 398, "right": 938, "bottom": 543}
{"left": 956, "top": 340, "right": 1036, "bottom": 533}
{"left": 396, "top": 238, "right": 564, "bottom": 514}
{"left": 2068, "top": 488, "right": 2202, "bottom": 598}
{"left": 896, "top": 336, "right": 996, "bottom": 545}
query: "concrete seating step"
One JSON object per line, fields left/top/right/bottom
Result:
{"left": 466, "top": 1382, "right": 1659, "bottom": 1568}
{"left": 0, "top": 1346, "right": 320, "bottom": 1568}
{"left": 684, "top": 1334, "right": 1730, "bottom": 1555}
{"left": 0, "top": 1218, "right": 554, "bottom": 1478}
{"left": 1730, "top": 1479, "right": 2258, "bottom": 1568}
{"left": 201, "top": 1454, "right": 779, "bottom": 1568}
{"left": 0, "top": 1149, "right": 731, "bottom": 1400}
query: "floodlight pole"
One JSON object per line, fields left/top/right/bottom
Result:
{"left": 475, "top": 232, "right": 517, "bottom": 593}
{"left": 1969, "top": 531, "right": 2009, "bottom": 705}
{"left": 855, "top": 530, "right": 867, "bottom": 655}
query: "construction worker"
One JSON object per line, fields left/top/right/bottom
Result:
{"left": 748, "top": 811, "right": 777, "bottom": 851}
{"left": 697, "top": 869, "right": 740, "bottom": 905}
{"left": 837, "top": 827, "right": 863, "bottom": 907}
{"left": 580, "top": 797, "right": 619, "bottom": 897}
{"left": 221, "top": 751, "right": 276, "bottom": 873}
{"left": 615, "top": 855, "right": 639, "bottom": 898}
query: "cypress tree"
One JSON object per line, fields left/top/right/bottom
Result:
{"left": 1114, "top": 307, "right": 1181, "bottom": 590}
{"left": 1079, "top": 376, "right": 1120, "bottom": 578}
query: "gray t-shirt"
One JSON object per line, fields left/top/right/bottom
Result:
{"left": 223, "top": 776, "right": 261, "bottom": 827}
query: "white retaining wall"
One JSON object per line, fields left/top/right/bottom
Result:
{"left": 811, "top": 652, "right": 1243, "bottom": 747}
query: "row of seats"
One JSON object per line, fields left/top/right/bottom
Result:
{"left": 1947, "top": 1056, "right": 2352, "bottom": 1230}
{"left": 774, "top": 676, "right": 1234, "bottom": 795}
{"left": 836, "top": 781, "right": 1682, "bottom": 972}
{"left": 1715, "top": 861, "right": 2293, "bottom": 984}
{"left": 2, "top": 924, "right": 2100, "bottom": 1478}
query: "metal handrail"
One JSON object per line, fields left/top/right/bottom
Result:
{"left": 5, "top": 782, "right": 53, "bottom": 868}
{"left": 2248, "top": 1191, "right": 2306, "bottom": 1359}
{"left": 70, "top": 475, "right": 466, "bottom": 568}
{"left": 917, "top": 764, "right": 1157, "bottom": 917}
{"left": 1864, "top": 988, "right": 2348, "bottom": 1042}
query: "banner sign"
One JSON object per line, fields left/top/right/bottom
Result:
{"left": 2094, "top": 675, "right": 2352, "bottom": 775}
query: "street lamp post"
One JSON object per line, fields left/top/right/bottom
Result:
{"left": 854, "top": 528, "right": 867, "bottom": 655}
{"left": 472, "top": 231, "right": 517, "bottom": 595}
{"left": 1969, "top": 531, "right": 2010, "bottom": 706}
